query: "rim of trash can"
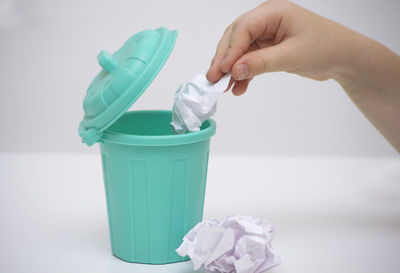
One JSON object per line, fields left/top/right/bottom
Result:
{"left": 100, "top": 110, "right": 216, "bottom": 146}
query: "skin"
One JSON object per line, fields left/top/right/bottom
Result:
{"left": 206, "top": 0, "right": 400, "bottom": 152}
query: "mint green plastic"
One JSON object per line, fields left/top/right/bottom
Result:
{"left": 99, "top": 110, "right": 216, "bottom": 264}
{"left": 78, "top": 28, "right": 216, "bottom": 264}
{"left": 79, "top": 28, "right": 177, "bottom": 146}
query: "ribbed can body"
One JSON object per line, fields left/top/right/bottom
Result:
{"left": 100, "top": 139, "right": 210, "bottom": 264}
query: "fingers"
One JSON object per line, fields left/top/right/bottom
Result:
{"left": 207, "top": 3, "right": 284, "bottom": 82}
{"left": 206, "top": 25, "right": 233, "bottom": 83}
{"left": 222, "top": 75, "right": 251, "bottom": 96}
{"left": 231, "top": 41, "right": 293, "bottom": 80}
{"left": 222, "top": 43, "right": 257, "bottom": 95}
{"left": 218, "top": 4, "right": 283, "bottom": 74}
{"left": 224, "top": 76, "right": 235, "bottom": 92}
{"left": 218, "top": 22, "right": 253, "bottom": 74}
{"left": 232, "top": 78, "right": 252, "bottom": 96}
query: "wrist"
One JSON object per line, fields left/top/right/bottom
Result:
{"left": 331, "top": 31, "right": 377, "bottom": 90}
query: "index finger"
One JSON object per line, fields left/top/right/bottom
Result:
{"left": 219, "top": 3, "right": 282, "bottom": 74}
{"left": 206, "top": 24, "right": 233, "bottom": 83}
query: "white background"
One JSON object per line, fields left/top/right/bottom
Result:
{"left": 0, "top": 0, "right": 399, "bottom": 155}
{"left": 1, "top": 1, "right": 400, "bottom": 273}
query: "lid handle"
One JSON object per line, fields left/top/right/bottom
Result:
{"left": 97, "top": 50, "right": 117, "bottom": 73}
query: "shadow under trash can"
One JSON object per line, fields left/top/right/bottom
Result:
{"left": 78, "top": 28, "right": 216, "bottom": 264}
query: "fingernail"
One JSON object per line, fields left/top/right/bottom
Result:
{"left": 236, "top": 64, "right": 249, "bottom": 80}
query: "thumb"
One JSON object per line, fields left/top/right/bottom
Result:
{"left": 231, "top": 43, "right": 294, "bottom": 80}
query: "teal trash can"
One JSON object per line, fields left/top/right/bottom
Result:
{"left": 78, "top": 28, "right": 216, "bottom": 264}
{"left": 100, "top": 110, "right": 215, "bottom": 263}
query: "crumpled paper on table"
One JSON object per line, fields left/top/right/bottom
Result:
{"left": 171, "top": 73, "right": 231, "bottom": 133}
{"left": 176, "top": 215, "right": 281, "bottom": 273}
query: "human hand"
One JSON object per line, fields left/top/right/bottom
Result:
{"left": 206, "top": 0, "right": 361, "bottom": 95}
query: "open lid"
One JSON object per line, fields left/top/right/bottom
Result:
{"left": 78, "top": 27, "right": 178, "bottom": 146}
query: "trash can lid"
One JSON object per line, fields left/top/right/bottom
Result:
{"left": 78, "top": 27, "right": 178, "bottom": 146}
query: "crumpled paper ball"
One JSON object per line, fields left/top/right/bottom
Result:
{"left": 170, "top": 73, "right": 231, "bottom": 133}
{"left": 176, "top": 215, "right": 281, "bottom": 273}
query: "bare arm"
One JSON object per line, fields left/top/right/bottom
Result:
{"left": 334, "top": 35, "right": 400, "bottom": 151}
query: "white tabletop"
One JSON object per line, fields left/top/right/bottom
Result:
{"left": 0, "top": 153, "right": 399, "bottom": 273}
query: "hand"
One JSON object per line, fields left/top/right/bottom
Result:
{"left": 206, "top": 0, "right": 359, "bottom": 95}
{"left": 207, "top": 0, "right": 400, "bottom": 152}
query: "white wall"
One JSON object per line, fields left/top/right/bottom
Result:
{"left": 0, "top": 0, "right": 398, "bottom": 155}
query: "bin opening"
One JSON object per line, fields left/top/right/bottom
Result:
{"left": 107, "top": 110, "right": 212, "bottom": 136}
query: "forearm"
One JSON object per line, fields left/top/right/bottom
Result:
{"left": 334, "top": 34, "right": 400, "bottom": 152}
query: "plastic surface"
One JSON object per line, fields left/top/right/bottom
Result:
{"left": 102, "top": 111, "right": 216, "bottom": 146}
{"left": 79, "top": 28, "right": 178, "bottom": 146}
{"left": 100, "top": 110, "right": 215, "bottom": 264}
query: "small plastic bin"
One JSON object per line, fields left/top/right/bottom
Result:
{"left": 100, "top": 110, "right": 215, "bottom": 263}
{"left": 78, "top": 28, "right": 216, "bottom": 264}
